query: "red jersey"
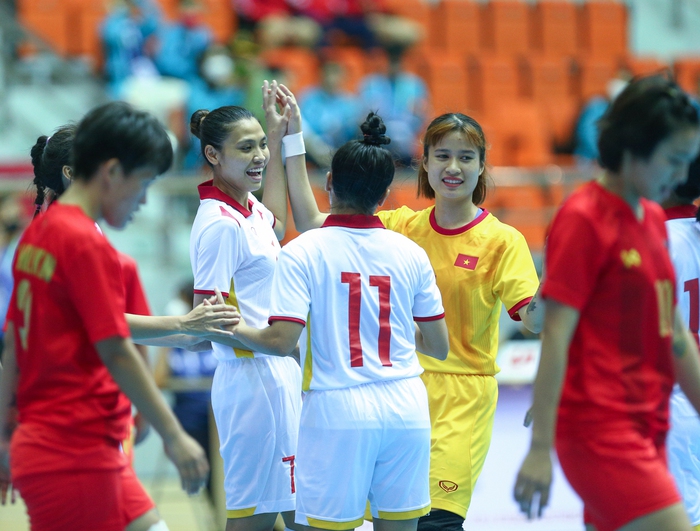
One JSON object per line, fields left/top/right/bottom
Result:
{"left": 118, "top": 252, "right": 150, "bottom": 316}
{"left": 543, "top": 182, "right": 676, "bottom": 441}
{"left": 9, "top": 203, "right": 131, "bottom": 477}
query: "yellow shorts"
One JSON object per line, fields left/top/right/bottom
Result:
{"left": 422, "top": 372, "right": 498, "bottom": 518}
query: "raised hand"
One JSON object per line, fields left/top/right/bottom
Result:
{"left": 262, "top": 79, "right": 290, "bottom": 146}
{"left": 277, "top": 83, "right": 302, "bottom": 135}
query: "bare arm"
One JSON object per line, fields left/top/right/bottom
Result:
{"left": 261, "top": 80, "right": 289, "bottom": 239}
{"left": 673, "top": 307, "right": 700, "bottom": 413}
{"left": 234, "top": 319, "right": 303, "bottom": 357}
{"left": 514, "top": 300, "right": 579, "bottom": 519}
{"left": 519, "top": 283, "right": 545, "bottom": 334}
{"left": 278, "top": 84, "right": 329, "bottom": 232}
{"left": 415, "top": 319, "right": 449, "bottom": 360}
{"left": 126, "top": 300, "right": 239, "bottom": 343}
{"left": 192, "top": 292, "right": 248, "bottom": 350}
{"left": 96, "top": 336, "right": 208, "bottom": 494}
{"left": 0, "top": 323, "right": 17, "bottom": 504}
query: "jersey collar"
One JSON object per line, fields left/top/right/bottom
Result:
{"left": 322, "top": 214, "right": 386, "bottom": 229}
{"left": 665, "top": 204, "right": 698, "bottom": 220}
{"left": 198, "top": 179, "right": 253, "bottom": 217}
{"left": 429, "top": 206, "right": 489, "bottom": 235}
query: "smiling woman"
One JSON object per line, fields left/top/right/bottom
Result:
{"left": 187, "top": 81, "right": 305, "bottom": 531}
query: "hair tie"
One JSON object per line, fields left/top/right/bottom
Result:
{"left": 45, "top": 135, "right": 52, "bottom": 145}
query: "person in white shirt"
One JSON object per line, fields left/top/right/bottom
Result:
{"left": 230, "top": 112, "right": 449, "bottom": 531}
{"left": 188, "top": 81, "right": 304, "bottom": 531}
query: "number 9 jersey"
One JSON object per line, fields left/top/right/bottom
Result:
{"left": 268, "top": 214, "right": 445, "bottom": 392}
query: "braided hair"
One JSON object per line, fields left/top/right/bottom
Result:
{"left": 29, "top": 124, "right": 77, "bottom": 216}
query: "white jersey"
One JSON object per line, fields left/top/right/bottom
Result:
{"left": 667, "top": 217, "right": 700, "bottom": 340}
{"left": 666, "top": 214, "right": 700, "bottom": 526}
{"left": 269, "top": 214, "right": 445, "bottom": 391}
{"left": 190, "top": 180, "right": 280, "bottom": 361}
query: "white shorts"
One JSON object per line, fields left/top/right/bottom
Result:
{"left": 668, "top": 386, "right": 700, "bottom": 526}
{"left": 295, "top": 377, "right": 431, "bottom": 529}
{"left": 211, "top": 355, "right": 302, "bottom": 517}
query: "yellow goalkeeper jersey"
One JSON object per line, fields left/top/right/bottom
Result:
{"left": 377, "top": 205, "right": 539, "bottom": 375}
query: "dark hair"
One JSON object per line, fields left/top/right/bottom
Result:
{"left": 418, "top": 113, "right": 489, "bottom": 205}
{"left": 30, "top": 124, "right": 77, "bottom": 215}
{"left": 675, "top": 153, "right": 700, "bottom": 202}
{"left": 73, "top": 101, "right": 173, "bottom": 180}
{"left": 330, "top": 112, "right": 394, "bottom": 214}
{"left": 190, "top": 106, "right": 256, "bottom": 166}
{"left": 598, "top": 75, "right": 699, "bottom": 172}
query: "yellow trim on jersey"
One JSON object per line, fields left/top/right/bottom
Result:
{"left": 306, "top": 516, "right": 365, "bottom": 530}
{"left": 302, "top": 313, "right": 313, "bottom": 392}
{"left": 226, "top": 507, "right": 257, "bottom": 518}
{"left": 227, "top": 278, "right": 254, "bottom": 358}
{"left": 377, "top": 504, "right": 431, "bottom": 520}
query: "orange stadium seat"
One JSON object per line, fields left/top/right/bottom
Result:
{"left": 481, "top": 101, "right": 552, "bottom": 168}
{"left": 431, "top": 0, "right": 481, "bottom": 57}
{"left": 468, "top": 55, "right": 520, "bottom": 114}
{"left": 575, "top": 56, "right": 619, "bottom": 102}
{"left": 482, "top": 0, "right": 531, "bottom": 57}
{"left": 624, "top": 56, "right": 669, "bottom": 78}
{"left": 419, "top": 53, "right": 469, "bottom": 115}
{"left": 261, "top": 47, "right": 320, "bottom": 94}
{"left": 530, "top": 0, "right": 578, "bottom": 58}
{"left": 522, "top": 56, "right": 573, "bottom": 101}
{"left": 539, "top": 97, "right": 580, "bottom": 152}
{"left": 578, "top": 1, "right": 628, "bottom": 60}
{"left": 674, "top": 57, "right": 700, "bottom": 96}
{"left": 73, "top": 0, "right": 109, "bottom": 67}
{"left": 199, "top": 0, "right": 237, "bottom": 44}
{"left": 18, "top": 0, "right": 71, "bottom": 56}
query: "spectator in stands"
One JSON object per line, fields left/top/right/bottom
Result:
{"left": 299, "top": 58, "right": 361, "bottom": 167}
{"left": 233, "top": 0, "right": 322, "bottom": 50}
{"left": 154, "top": 280, "right": 217, "bottom": 499}
{"left": 358, "top": 45, "right": 428, "bottom": 165}
{"left": 154, "top": 0, "right": 212, "bottom": 82}
{"left": 183, "top": 44, "right": 247, "bottom": 169}
{"left": 574, "top": 69, "right": 631, "bottom": 165}
{"left": 101, "top": 0, "right": 161, "bottom": 99}
{"left": 321, "top": 0, "right": 423, "bottom": 50}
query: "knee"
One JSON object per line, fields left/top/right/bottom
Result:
{"left": 417, "top": 510, "right": 464, "bottom": 531}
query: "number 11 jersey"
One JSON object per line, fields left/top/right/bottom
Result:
{"left": 269, "top": 214, "right": 445, "bottom": 391}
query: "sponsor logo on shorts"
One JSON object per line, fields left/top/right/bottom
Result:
{"left": 439, "top": 480, "right": 458, "bottom": 493}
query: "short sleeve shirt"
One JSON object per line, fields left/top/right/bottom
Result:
{"left": 190, "top": 180, "right": 280, "bottom": 360}
{"left": 666, "top": 214, "right": 700, "bottom": 346}
{"left": 9, "top": 204, "right": 131, "bottom": 475}
{"left": 543, "top": 181, "right": 676, "bottom": 438}
{"left": 378, "top": 206, "right": 538, "bottom": 375}
{"left": 268, "top": 214, "right": 444, "bottom": 391}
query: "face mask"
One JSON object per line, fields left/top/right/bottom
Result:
{"left": 202, "top": 54, "right": 234, "bottom": 86}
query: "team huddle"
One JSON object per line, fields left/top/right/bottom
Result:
{"left": 0, "top": 74, "right": 699, "bottom": 531}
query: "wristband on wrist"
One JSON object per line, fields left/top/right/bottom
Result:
{"left": 282, "top": 132, "right": 306, "bottom": 158}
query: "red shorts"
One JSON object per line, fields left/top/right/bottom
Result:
{"left": 14, "top": 465, "right": 154, "bottom": 531}
{"left": 557, "top": 429, "right": 681, "bottom": 531}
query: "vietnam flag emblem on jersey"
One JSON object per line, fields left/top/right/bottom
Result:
{"left": 455, "top": 253, "right": 479, "bottom": 270}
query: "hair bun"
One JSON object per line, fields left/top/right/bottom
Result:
{"left": 189, "top": 109, "right": 210, "bottom": 139}
{"left": 360, "top": 112, "right": 391, "bottom": 146}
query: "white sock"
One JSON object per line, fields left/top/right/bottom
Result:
{"left": 147, "top": 521, "right": 170, "bottom": 531}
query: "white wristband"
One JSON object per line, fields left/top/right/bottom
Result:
{"left": 282, "top": 132, "right": 306, "bottom": 158}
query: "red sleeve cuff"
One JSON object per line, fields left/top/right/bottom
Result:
{"left": 194, "top": 289, "right": 230, "bottom": 299}
{"left": 508, "top": 297, "right": 533, "bottom": 321}
{"left": 414, "top": 313, "right": 445, "bottom": 322}
{"left": 269, "top": 315, "right": 306, "bottom": 326}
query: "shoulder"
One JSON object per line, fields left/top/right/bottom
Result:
{"left": 377, "top": 205, "right": 426, "bottom": 229}
{"left": 194, "top": 200, "right": 246, "bottom": 230}
{"left": 481, "top": 212, "right": 528, "bottom": 243}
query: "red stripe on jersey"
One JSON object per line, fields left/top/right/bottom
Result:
{"left": 414, "top": 313, "right": 446, "bottom": 322}
{"left": 194, "top": 289, "right": 230, "bottom": 299}
{"left": 508, "top": 297, "right": 533, "bottom": 321}
{"left": 341, "top": 272, "right": 363, "bottom": 367}
{"left": 269, "top": 316, "right": 306, "bottom": 326}
{"left": 370, "top": 275, "right": 392, "bottom": 367}
{"left": 198, "top": 180, "right": 254, "bottom": 217}
{"left": 219, "top": 206, "right": 241, "bottom": 225}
